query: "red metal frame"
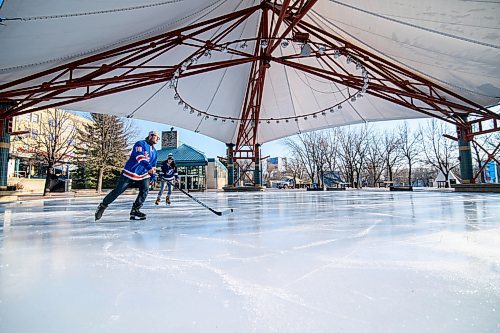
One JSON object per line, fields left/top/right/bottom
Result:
{"left": 1, "top": 0, "right": 498, "bottom": 185}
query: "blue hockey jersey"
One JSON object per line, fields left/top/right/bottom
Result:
{"left": 122, "top": 140, "right": 157, "bottom": 181}
{"left": 160, "top": 161, "right": 179, "bottom": 181}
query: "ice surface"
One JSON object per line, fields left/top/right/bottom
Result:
{"left": 1, "top": 190, "right": 499, "bottom": 332}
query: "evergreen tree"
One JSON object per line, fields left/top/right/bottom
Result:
{"left": 75, "top": 114, "right": 135, "bottom": 193}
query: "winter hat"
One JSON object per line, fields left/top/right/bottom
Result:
{"left": 149, "top": 130, "right": 159, "bottom": 137}
{"left": 167, "top": 153, "right": 174, "bottom": 159}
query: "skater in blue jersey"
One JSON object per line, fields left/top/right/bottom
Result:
{"left": 155, "top": 153, "right": 179, "bottom": 205}
{"left": 95, "top": 130, "right": 159, "bottom": 221}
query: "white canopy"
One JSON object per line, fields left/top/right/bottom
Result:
{"left": 1, "top": 1, "right": 499, "bottom": 144}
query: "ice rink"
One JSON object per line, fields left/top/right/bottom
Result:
{"left": 1, "top": 190, "right": 499, "bottom": 332}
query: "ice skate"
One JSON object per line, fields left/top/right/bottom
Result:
{"left": 155, "top": 197, "right": 160, "bottom": 205}
{"left": 166, "top": 195, "right": 171, "bottom": 205}
{"left": 130, "top": 207, "right": 146, "bottom": 220}
{"left": 95, "top": 203, "right": 107, "bottom": 221}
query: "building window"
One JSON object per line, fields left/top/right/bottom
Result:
{"left": 32, "top": 114, "right": 39, "bottom": 123}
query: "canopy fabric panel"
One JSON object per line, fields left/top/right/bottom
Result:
{"left": 1, "top": 0, "right": 498, "bottom": 144}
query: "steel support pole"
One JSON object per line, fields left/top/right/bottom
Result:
{"left": 226, "top": 143, "right": 235, "bottom": 186}
{"left": 254, "top": 143, "right": 261, "bottom": 185}
{"left": 457, "top": 115, "right": 474, "bottom": 184}
{"left": 0, "top": 101, "right": 14, "bottom": 190}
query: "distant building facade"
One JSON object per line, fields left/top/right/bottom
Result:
{"left": 8, "top": 109, "right": 91, "bottom": 179}
{"left": 156, "top": 129, "right": 226, "bottom": 191}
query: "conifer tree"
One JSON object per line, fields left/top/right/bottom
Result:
{"left": 75, "top": 113, "right": 135, "bottom": 193}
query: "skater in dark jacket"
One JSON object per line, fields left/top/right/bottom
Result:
{"left": 95, "top": 130, "right": 159, "bottom": 221}
{"left": 155, "top": 153, "right": 179, "bottom": 205}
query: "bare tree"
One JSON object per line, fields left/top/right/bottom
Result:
{"left": 338, "top": 126, "right": 369, "bottom": 188}
{"left": 382, "top": 129, "right": 402, "bottom": 183}
{"left": 21, "top": 109, "right": 77, "bottom": 196}
{"left": 398, "top": 122, "right": 422, "bottom": 185}
{"left": 284, "top": 133, "right": 318, "bottom": 185}
{"left": 286, "top": 156, "right": 307, "bottom": 187}
{"left": 365, "top": 130, "right": 385, "bottom": 186}
{"left": 419, "top": 119, "right": 459, "bottom": 186}
{"left": 323, "top": 128, "right": 341, "bottom": 175}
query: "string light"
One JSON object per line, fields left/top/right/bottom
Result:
{"left": 318, "top": 45, "right": 326, "bottom": 55}
{"left": 168, "top": 40, "right": 370, "bottom": 125}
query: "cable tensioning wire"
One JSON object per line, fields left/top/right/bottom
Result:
{"left": 309, "top": 10, "right": 499, "bottom": 100}
{"left": 328, "top": 0, "right": 500, "bottom": 49}
{"left": 0, "top": 1, "right": 184, "bottom": 21}
{"left": 0, "top": 0, "right": 226, "bottom": 72}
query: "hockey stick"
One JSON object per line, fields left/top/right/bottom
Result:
{"left": 167, "top": 181, "right": 233, "bottom": 216}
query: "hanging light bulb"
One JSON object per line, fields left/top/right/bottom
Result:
{"left": 304, "top": 116, "right": 308, "bottom": 120}
{"left": 190, "top": 109, "right": 195, "bottom": 114}
{"left": 174, "top": 93, "right": 180, "bottom": 101}
{"left": 267, "top": 120, "right": 270, "bottom": 124}
{"left": 190, "top": 57, "right": 198, "bottom": 65}
{"left": 300, "top": 43, "right": 312, "bottom": 57}
{"left": 294, "top": 118, "right": 298, "bottom": 122}
{"left": 351, "top": 96, "right": 356, "bottom": 102}
{"left": 337, "top": 104, "right": 342, "bottom": 110}
{"left": 285, "top": 119, "right": 289, "bottom": 123}
{"left": 231, "top": 119, "right": 235, "bottom": 123}
{"left": 213, "top": 117, "right": 217, "bottom": 121}
{"left": 346, "top": 56, "right": 352, "bottom": 64}
{"left": 181, "top": 61, "right": 189, "bottom": 70}
{"left": 197, "top": 112, "right": 202, "bottom": 117}
{"left": 260, "top": 40, "right": 268, "bottom": 49}
{"left": 357, "top": 92, "right": 363, "bottom": 98}
{"left": 330, "top": 107, "right": 335, "bottom": 113}
{"left": 281, "top": 39, "right": 289, "bottom": 48}
{"left": 205, "top": 115, "right": 209, "bottom": 119}
{"left": 322, "top": 111, "right": 326, "bottom": 116}
{"left": 183, "top": 104, "right": 189, "bottom": 111}
{"left": 178, "top": 100, "right": 184, "bottom": 106}
{"left": 276, "top": 120, "right": 280, "bottom": 123}
{"left": 313, "top": 114, "right": 318, "bottom": 118}
{"left": 240, "top": 41, "right": 248, "bottom": 49}
{"left": 221, "top": 44, "right": 229, "bottom": 53}
{"left": 356, "top": 63, "right": 362, "bottom": 70}
{"left": 222, "top": 119, "right": 226, "bottom": 123}
{"left": 334, "top": 50, "right": 340, "bottom": 59}
{"left": 204, "top": 49, "right": 212, "bottom": 58}
{"left": 318, "top": 45, "right": 326, "bottom": 55}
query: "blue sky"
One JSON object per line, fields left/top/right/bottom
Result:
{"left": 135, "top": 103, "right": 499, "bottom": 159}
{"left": 134, "top": 117, "right": 431, "bottom": 159}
